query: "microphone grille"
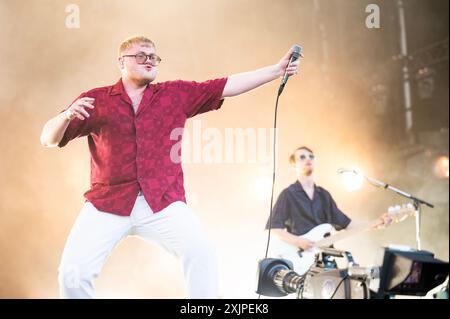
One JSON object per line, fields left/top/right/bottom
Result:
{"left": 292, "top": 45, "right": 302, "bottom": 58}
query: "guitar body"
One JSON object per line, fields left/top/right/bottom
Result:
{"left": 268, "top": 223, "right": 335, "bottom": 275}
{"left": 266, "top": 203, "right": 415, "bottom": 276}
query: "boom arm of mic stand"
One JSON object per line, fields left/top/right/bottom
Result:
{"left": 357, "top": 171, "right": 434, "bottom": 250}
{"left": 363, "top": 175, "right": 434, "bottom": 208}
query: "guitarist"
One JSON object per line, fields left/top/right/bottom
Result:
{"left": 265, "top": 146, "right": 392, "bottom": 273}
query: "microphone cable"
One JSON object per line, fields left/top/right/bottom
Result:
{"left": 258, "top": 46, "right": 301, "bottom": 300}
{"left": 263, "top": 91, "right": 281, "bottom": 261}
{"left": 258, "top": 92, "right": 281, "bottom": 300}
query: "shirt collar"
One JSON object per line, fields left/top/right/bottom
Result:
{"left": 109, "top": 78, "right": 159, "bottom": 96}
{"left": 295, "top": 180, "right": 321, "bottom": 193}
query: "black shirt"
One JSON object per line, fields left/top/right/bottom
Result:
{"left": 265, "top": 181, "right": 351, "bottom": 236}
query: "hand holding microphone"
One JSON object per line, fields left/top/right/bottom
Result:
{"left": 277, "top": 45, "right": 303, "bottom": 95}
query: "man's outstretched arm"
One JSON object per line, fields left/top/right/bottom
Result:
{"left": 221, "top": 46, "right": 302, "bottom": 98}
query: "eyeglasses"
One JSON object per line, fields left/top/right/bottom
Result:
{"left": 122, "top": 52, "right": 162, "bottom": 66}
{"left": 299, "top": 154, "right": 315, "bottom": 161}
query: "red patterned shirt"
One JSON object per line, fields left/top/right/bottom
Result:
{"left": 59, "top": 77, "right": 227, "bottom": 216}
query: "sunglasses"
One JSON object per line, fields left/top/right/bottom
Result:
{"left": 299, "top": 154, "right": 315, "bottom": 161}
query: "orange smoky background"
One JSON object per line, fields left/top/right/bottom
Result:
{"left": 0, "top": 0, "right": 448, "bottom": 298}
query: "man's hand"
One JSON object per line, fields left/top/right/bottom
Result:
{"left": 373, "top": 213, "right": 394, "bottom": 230}
{"left": 275, "top": 46, "right": 303, "bottom": 78}
{"left": 65, "top": 97, "right": 95, "bottom": 121}
{"left": 221, "top": 45, "right": 303, "bottom": 98}
{"left": 296, "top": 237, "right": 314, "bottom": 250}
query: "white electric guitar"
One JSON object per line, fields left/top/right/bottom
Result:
{"left": 267, "top": 203, "right": 416, "bottom": 275}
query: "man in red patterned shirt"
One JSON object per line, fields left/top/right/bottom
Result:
{"left": 40, "top": 35, "right": 301, "bottom": 298}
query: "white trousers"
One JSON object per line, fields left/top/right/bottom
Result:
{"left": 58, "top": 195, "right": 218, "bottom": 299}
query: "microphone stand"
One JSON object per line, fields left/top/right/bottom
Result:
{"left": 360, "top": 173, "right": 434, "bottom": 250}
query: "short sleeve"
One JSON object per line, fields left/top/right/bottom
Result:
{"left": 329, "top": 195, "right": 352, "bottom": 230}
{"left": 265, "top": 190, "right": 291, "bottom": 230}
{"left": 177, "top": 77, "right": 228, "bottom": 118}
{"left": 58, "top": 92, "right": 94, "bottom": 148}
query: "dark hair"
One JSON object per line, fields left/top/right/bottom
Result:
{"left": 289, "top": 146, "right": 314, "bottom": 164}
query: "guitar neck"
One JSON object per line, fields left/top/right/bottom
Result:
{"left": 313, "top": 204, "right": 415, "bottom": 248}
{"left": 314, "top": 219, "right": 378, "bottom": 248}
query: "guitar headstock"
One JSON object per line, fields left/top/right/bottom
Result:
{"left": 387, "top": 203, "right": 416, "bottom": 223}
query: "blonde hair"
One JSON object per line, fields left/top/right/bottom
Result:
{"left": 289, "top": 146, "right": 314, "bottom": 165}
{"left": 118, "top": 36, "right": 155, "bottom": 57}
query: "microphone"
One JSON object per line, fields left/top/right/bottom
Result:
{"left": 278, "top": 45, "right": 302, "bottom": 96}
